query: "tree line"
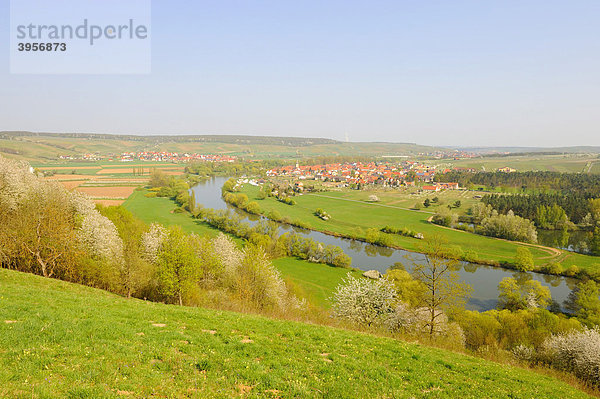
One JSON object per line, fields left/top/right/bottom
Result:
{"left": 437, "top": 170, "right": 600, "bottom": 197}
{"left": 481, "top": 193, "right": 598, "bottom": 227}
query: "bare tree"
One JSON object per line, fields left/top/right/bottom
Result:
{"left": 411, "top": 235, "right": 471, "bottom": 337}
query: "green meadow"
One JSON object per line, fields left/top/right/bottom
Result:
{"left": 0, "top": 268, "right": 592, "bottom": 398}
{"left": 242, "top": 185, "right": 549, "bottom": 263}
{"left": 272, "top": 258, "right": 363, "bottom": 308}
{"left": 122, "top": 190, "right": 221, "bottom": 238}
{"left": 240, "top": 184, "right": 600, "bottom": 273}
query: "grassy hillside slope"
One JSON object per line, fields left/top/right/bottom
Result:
{"left": 0, "top": 269, "right": 592, "bottom": 398}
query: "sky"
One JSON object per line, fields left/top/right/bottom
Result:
{"left": 1, "top": 0, "right": 599, "bottom": 147}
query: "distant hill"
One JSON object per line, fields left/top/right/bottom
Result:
{"left": 0, "top": 131, "right": 440, "bottom": 162}
{"left": 0, "top": 268, "right": 592, "bottom": 398}
{"left": 450, "top": 146, "right": 600, "bottom": 154}
{"left": 0, "top": 131, "right": 341, "bottom": 146}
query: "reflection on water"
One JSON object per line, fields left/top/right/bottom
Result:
{"left": 537, "top": 229, "right": 593, "bottom": 254}
{"left": 191, "top": 177, "right": 579, "bottom": 312}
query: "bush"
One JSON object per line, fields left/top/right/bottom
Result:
{"left": 542, "top": 262, "right": 563, "bottom": 275}
{"left": 267, "top": 210, "right": 282, "bottom": 222}
{"left": 244, "top": 201, "right": 261, "bottom": 215}
{"left": 565, "top": 265, "right": 580, "bottom": 277}
{"left": 432, "top": 208, "right": 458, "bottom": 227}
{"left": 478, "top": 210, "right": 538, "bottom": 244}
{"left": 543, "top": 327, "right": 600, "bottom": 386}
{"left": 278, "top": 196, "right": 296, "bottom": 206}
{"left": 332, "top": 274, "right": 397, "bottom": 326}
{"left": 512, "top": 344, "right": 535, "bottom": 362}
{"left": 497, "top": 277, "right": 551, "bottom": 311}
{"left": 315, "top": 208, "right": 331, "bottom": 221}
{"left": 462, "top": 250, "right": 479, "bottom": 263}
{"left": 514, "top": 247, "right": 534, "bottom": 272}
{"left": 381, "top": 226, "right": 421, "bottom": 239}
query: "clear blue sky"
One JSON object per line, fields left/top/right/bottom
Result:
{"left": 1, "top": 0, "right": 599, "bottom": 147}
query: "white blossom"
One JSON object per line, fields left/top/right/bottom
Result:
{"left": 332, "top": 274, "right": 397, "bottom": 326}
{"left": 212, "top": 233, "right": 243, "bottom": 277}
{"left": 141, "top": 223, "right": 167, "bottom": 263}
{"left": 543, "top": 326, "right": 600, "bottom": 385}
{"left": 0, "top": 157, "right": 40, "bottom": 211}
{"left": 69, "top": 191, "right": 123, "bottom": 263}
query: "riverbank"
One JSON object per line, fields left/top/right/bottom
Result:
{"left": 235, "top": 182, "right": 600, "bottom": 279}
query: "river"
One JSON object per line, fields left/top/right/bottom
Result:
{"left": 191, "top": 177, "right": 578, "bottom": 311}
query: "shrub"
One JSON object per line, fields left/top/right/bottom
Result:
{"left": 542, "top": 262, "right": 563, "bottom": 275}
{"left": 478, "top": 210, "right": 538, "bottom": 243}
{"left": 514, "top": 247, "right": 534, "bottom": 272}
{"left": 432, "top": 208, "right": 458, "bottom": 228}
{"left": 267, "top": 210, "right": 282, "bottom": 222}
{"left": 315, "top": 208, "right": 331, "bottom": 221}
{"left": 244, "top": 201, "right": 261, "bottom": 215}
{"left": 497, "top": 277, "right": 551, "bottom": 311}
{"left": 332, "top": 274, "right": 397, "bottom": 326}
{"left": 565, "top": 265, "right": 580, "bottom": 277}
{"left": 564, "top": 280, "right": 600, "bottom": 326}
{"left": 462, "top": 250, "right": 479, "bottom": 263}
{"left": 543, "top": 327, "right": 600, "bottom": 386}
{"left": 278, "top": 196, "right": 296, "bottom": 206}
{"left": 381, "top": 225, "right": 420, "bottom": 239}
{"left": 512, "top": 344, "right": 535, "bottom": 362}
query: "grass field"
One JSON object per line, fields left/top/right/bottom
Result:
{"left": 242, "top": 185, "right": 550, "bottom": 263}
{"left": 240, "top": 184, "right": 600, "bottom": 274}
{"left": 272, "top": 258, "right": 363, "bottom": 308}
{"left": 122, "top": 190, "right": 222, "bottom": 238}
{"left": 0, "top": 268, "right": 592, "bottom": 398}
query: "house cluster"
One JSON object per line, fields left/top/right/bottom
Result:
{"left": 422, "top": 182, "right": 461, "bottom": 192}
{"left": 58, "top": 152, "right": 238, "bottom": 163}
{"left": 267, "top": 161, "right": 442, "bottom": 187}
{"left": 118, "top": 152, "right": 237, "bottom": 163}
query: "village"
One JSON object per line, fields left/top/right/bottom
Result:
{"left": 59, "top": 151, "right": 238, "bottom": 163}
{"left": 266, "top": 161, "right": 462, "bottom": 192}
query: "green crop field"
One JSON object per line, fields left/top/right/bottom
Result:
{"left": 0, "top": 268, "right": 592, "bottom": 398}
